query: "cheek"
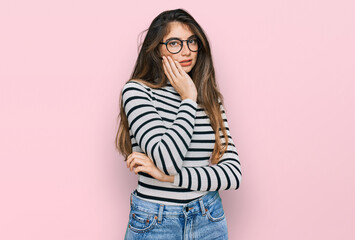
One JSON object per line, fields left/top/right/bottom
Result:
{"left": 159, "top": 46, "right": 169, "bottom": 56}
{"left": 192, "top": 55, "right": 198, "bottom": 64}
{"left": 171, "top": 56, "right": 179, "bottom": 62}
{"left": 160, "top": 49, "right": 174, "bottom": 59}
{"left": 163, "top": 53, "right": 177, "bottom": 62}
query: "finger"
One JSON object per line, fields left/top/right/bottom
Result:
{"left": 130, "top": 160, "right": 138, "bottom": 172}
{"left": 129, "top": 158, "right": 146, "bottom": 171}
{"left": 126, "top": 153, "right": 132, "bottom": 168}
{"left": 133, "top": 155, "right": 153, "bottom": 167}
{"left": 173, "top": 60, "right": 187, "bottom": 75}
{"left": 130, "top": 152, "right": 146, "bottom": 160}
{"left": 131, "top": 163, "right": 141, "bottom": 172}
{"left": 162, "top": 59, "right": 174, "bottom": 83}
{"left": 134, "top": 166, "right": 145, "bottom": 175}
{"left": 167, "top": 56, "right": 182, "bottom": 79}
{"left": 128, "top": 155, "right": 136, "bottom": 171}
{"left": 126, "top": 152, "right": 136, "bottom": 168}
{"left": 130, "top": 158, "right": 138, "bottom": 171}
{"left": 163, "top": 56, "right": 174, "bottom": 79}
{"left": 135, "top": 152, "right": 153, "bottom": 160}
{"left": 163, "top": 56, "right": 177, "bottom": 80}
{"left": 128, "top": 153, "right": 153, "bottom": 171}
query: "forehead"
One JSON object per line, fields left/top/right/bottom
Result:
{"left": 164, "top": 22, "right": 195, "bottom": 40}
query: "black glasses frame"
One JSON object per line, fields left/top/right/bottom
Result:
{"left": 159, "top": 37, "right": 202, "bottom": 54}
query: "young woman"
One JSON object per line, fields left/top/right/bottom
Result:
{"left": 116, "top": 8, "right": 242, "bottom": 240}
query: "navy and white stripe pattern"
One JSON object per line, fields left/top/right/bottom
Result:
{"left": 122, "top": 80, "right": 242, "bottom": 205}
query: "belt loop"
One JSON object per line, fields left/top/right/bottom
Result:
{"left": 199, "top": 198, "right": 206, "bottom": 216}
{"left": 130, "top": 193, "right": 133, "bottom": 207}
{"left": 158, "top": 204, "right": 164, "bottom": 224}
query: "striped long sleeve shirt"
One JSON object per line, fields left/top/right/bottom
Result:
{"left": 121, "top": 80, "right": 242, "bottom": 205}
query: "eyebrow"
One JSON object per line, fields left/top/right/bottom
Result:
{"left": 164, "top": 34, "right": 197, "bottom": 42}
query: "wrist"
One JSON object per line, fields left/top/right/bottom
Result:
{"left": 162, "top": 174, "right": 174, "bottom": 183}
{"left": 182, "top": 97, "right": 196, "bottom": 102}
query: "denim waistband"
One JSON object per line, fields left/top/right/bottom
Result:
{"left": 129, "top": 190, "right": 220, "bottom": 223}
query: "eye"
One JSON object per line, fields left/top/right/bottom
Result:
{"left": 189, "top": 38, "right": 198, "bottom": 44}
{"left": 168, "top": 40, "right": 180, "bottom": 47}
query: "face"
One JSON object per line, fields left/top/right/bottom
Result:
{"left": 159, "top": 22, "right": 198, "bottom": 73}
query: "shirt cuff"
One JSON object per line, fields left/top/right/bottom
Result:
{"left": 173, "top": 173, "right": 180, "bottom": 187}
{"left": 181, "top": 98, "right": 197, "bottom": 109}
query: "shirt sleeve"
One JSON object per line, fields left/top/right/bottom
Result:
{"left": 121, "top": 80, "right": 197, "bottom": 175}
{"left": 172, "top": 101, "right": 242, "bottom": 191}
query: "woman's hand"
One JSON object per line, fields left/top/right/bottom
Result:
{"left": 162, "top": 55, "right": 197, "bottom": 102}
{"left": 126, "top": 152, "right": 174, "bottom": 183}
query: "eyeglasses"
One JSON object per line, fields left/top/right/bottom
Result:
{"left": 159, "top": 37, "right": 202, "bottom": 54}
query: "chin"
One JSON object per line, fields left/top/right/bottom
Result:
{"left": 183, "top": 65, "right": 194, "bottom": 73}
{"left": 183, "top": 67, "right": 191, "bottom": 73}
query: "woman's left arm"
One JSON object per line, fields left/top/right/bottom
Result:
{"left": 126, "top": 118, "right": 241, "bottom": 190}
{"left": 127, "top": 101, "right": 242, "bottom": 190}
{"left": 171, "top": 102, "right": 242, "bottom": 191}
{"left": 171, "top": 131, "right": 241, "bottom": 191}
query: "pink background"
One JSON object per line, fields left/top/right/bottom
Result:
{"left": 1, "top": 1, "right": 354, "bottom": 239}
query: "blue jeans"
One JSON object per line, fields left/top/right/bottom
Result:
{"left": 124, "top": 190, "right": 228, "bottom": 240}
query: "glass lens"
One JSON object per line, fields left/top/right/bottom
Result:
{"left": 167, "top": 40, "right": 182, "bottom": 53}
{"left": 188, "top": 38, "right": 199, "bottom": 51}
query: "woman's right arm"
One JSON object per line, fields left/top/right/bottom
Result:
{"left": 122, "top": 81, "right": 197, "bottom": 176}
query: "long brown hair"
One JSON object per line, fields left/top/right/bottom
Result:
{"left": 115, "top": 8, "right": 228, "bottom": 165}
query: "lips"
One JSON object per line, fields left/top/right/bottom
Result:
{"left": 180, "top": 59, "right": 192, "bottom": 63}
